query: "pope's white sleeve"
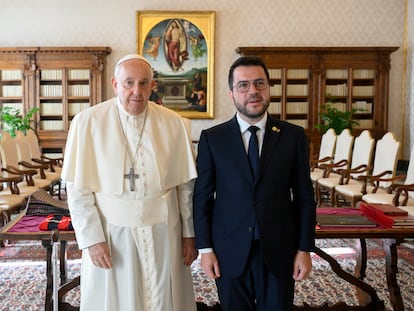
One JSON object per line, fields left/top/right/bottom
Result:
{"left": 66, "top": 182, "right": 106, "bottom": 250}
{"left": 177, "top": 178, "right": 195, "bottom": 238}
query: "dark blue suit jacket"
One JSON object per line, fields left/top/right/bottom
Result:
{"left": 193, "top": 114, "right": 316, "bottom": 278}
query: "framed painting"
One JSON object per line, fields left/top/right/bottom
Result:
{"left": 137, "top": 11, "right": 215, "bottom": 119}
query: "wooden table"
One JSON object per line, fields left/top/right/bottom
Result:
{"left": 0, "top": 213, "right": 76, "bottom": 311}
{"left": 2, "top": 209, "right": 414, "bottom": 311}
{"left": 302, "top": 208, "right": 414, "bottom": 311}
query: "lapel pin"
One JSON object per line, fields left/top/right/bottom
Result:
{"left": 272, "top": 126, "right": 280, "bottom": 132}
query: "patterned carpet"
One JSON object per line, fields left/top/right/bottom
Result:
{"left": 1, "top": 239, "right": 414, "bottom": 310}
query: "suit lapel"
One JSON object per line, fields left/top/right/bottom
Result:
{"left": 257, "top": 117, "right": 282, "bottom": 179}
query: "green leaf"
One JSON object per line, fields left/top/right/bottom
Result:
{"left": 315, "top": 100, "right": 365, "bottom": 134}
{"left": 0, "top": 107, "right": 39, "bottom": 137}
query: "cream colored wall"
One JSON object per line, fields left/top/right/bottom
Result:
{"left": 0, "top": 0, "right": 410, "bottom": 157}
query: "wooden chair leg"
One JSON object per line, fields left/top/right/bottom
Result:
{"left": 329, "top": 188, "right": 335, "bottom": 207}
{"left": 334, "top": 192, "right": 342, "bottom": 207}
{"left": 315, "top": 183, "right": 321, "bottom": 207}
{"left": 0, "top": 212, "right": 4, "bottom": 247}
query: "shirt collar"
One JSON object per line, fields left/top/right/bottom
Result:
{"left": 236, "top": 113, "right": 268, "bottom": 134}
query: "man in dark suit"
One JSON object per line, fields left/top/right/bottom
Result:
{"left": 193, "top": 56, "right": 316, "bottom": 311}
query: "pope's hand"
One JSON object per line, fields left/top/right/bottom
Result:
{"left": 182, "top": 237, "right": 198, "bottom": 266}
{"left": 88, "top": 242, "right": 112, "bottom": 269}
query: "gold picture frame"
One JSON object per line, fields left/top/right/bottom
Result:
{"left": 137, "top": 11, "right": 215, "bottom": 119}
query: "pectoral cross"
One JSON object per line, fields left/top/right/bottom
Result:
{"left": 124, "top": 167, "right": 139, "bottom": 191}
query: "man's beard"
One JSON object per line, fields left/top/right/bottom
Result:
{"left": 234, "top": 95, "right": 270, "bottom": 119}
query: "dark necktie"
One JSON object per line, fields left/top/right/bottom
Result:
{"left": 248, "top": 125, "right": 260, "bottom": 240}
{"left": 247, "top": 126, "right": 260, "bottom": 177}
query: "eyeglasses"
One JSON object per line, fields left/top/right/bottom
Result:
{"left": 233, "top": 78, "right": 268, "bottom": 93}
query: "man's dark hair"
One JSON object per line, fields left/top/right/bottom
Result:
{"left": 228, "top": 56, "right": 270, "bottom": 90}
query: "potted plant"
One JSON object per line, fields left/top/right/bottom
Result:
{"left": 0, "top": 106, "right": 39, "bottom": 137}
{"left": 315, "top": 94, "right": 364, "bottom": 134}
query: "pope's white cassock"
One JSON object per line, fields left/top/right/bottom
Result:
{"left": 61, "top": 98, "right": 198, "bottom": 311}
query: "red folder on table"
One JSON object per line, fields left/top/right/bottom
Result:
{"left": 360, "top": 202, "right": 414, "bottom": 228}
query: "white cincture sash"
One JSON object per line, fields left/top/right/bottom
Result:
{"left": 96, "top": 190, "right": 171, "bottom": 227}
